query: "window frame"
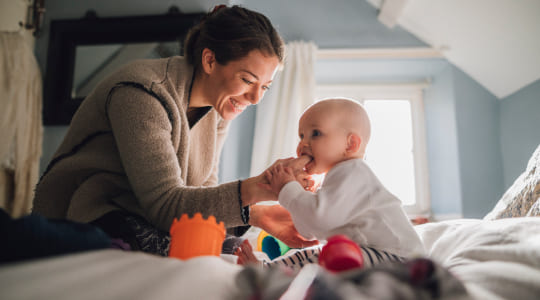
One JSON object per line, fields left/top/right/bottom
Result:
{"left": 315, "top": 83, "right": 431, "bottom": 216}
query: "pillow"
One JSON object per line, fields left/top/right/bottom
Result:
{"left": 484, "top": 143, "right": 540, "bottom": 220}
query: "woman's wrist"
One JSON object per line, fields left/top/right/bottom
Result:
{"left": 240, "top": 173, "right": 270, "bottom": 206}
{"left": 237, "top": 180, "right": 250, "bottom": 225}
{"left": 240, "top": 176, "right": 256, "bottom": 207}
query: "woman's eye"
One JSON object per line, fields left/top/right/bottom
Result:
{"left": 242, "top": 78, "right": 253, "bottom": 85}
{"left": 262, "top": 85, "right": 270, "bottom": 90}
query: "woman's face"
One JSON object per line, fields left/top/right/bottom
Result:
{"left": 205, "top": 49, "right": 280, "bottom": 120}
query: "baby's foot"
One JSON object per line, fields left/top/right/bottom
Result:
{"left": 234, "top": 239, "right": 263, "bottom": 267}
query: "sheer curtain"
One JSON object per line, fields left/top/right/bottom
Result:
{"left": 0, "top": 32, "right": 43, "bottom": 217}
{"left": 250, "top": 41, "right": 317, "bottom": 176}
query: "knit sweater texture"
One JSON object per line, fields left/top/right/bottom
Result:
{"left": 33, "top": 56, "right": 244, "bottom": 231}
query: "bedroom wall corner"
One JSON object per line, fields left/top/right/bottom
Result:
{"left": 500, "top": 79, "right": 540, "bottom": 189}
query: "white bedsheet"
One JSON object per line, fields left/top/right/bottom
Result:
{"left": 1, "top": 217, "right": 539, "bottom": 300}
{"left": 0, "top": 250, "right": 242, "bottom": 300}
{"left": 415, "top": 217, "right": 540, "bottom": 300}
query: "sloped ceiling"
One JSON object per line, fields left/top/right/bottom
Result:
{"left": 368, "top": 0, "right": 540, "bottom": 99}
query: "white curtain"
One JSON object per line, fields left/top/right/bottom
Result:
{"left": 250, "top": 41, "right": 317, "bottom": 176}
{"left": 0, "top": 32, "right": 43, "bottom": 217}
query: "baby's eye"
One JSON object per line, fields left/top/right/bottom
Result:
{"left": 312, "top": 130, "right": 321, "bottom": 137}
{"left": 242, "top": 78, "right": 253, "bottom": 85}
{"left": 299, "top": 133, "right": 304, "bottom": 140}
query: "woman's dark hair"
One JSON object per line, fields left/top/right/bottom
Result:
{"left": 184, "top": 5, "right": 284, "bottom": 70}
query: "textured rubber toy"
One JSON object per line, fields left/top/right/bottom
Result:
{"left": 169, "top": 213, "right": 225, "bottom": 260}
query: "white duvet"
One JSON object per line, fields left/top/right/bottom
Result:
{"left": 416, "top": 217, "right": 540, "bottom": 300}
{"left": 1, "top": 217, "right": 539, "bottom": 300}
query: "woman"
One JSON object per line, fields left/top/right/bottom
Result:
{"left": 32, "top": 5, "right": 315, "bottom": 255}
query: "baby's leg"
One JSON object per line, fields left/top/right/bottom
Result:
{"left": 263, "top": 245, "right": 323, "bottom": 272}
{"left": 360, "top": 246, "right": 405, "bottom": 268}
{"left": 235, "top": 240, "right": 403, "bottom": 271}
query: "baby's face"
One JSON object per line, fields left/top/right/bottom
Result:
{"left": 296, "top": 107, "right": 348, "bottom": 175}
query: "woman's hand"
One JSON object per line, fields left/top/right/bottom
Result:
{"left": 240, "top": 156, "right": 312, "bottom": 206}
{"left": 240, "top": 174, "right": 278, "bottom": 206}
{"left": 263, "top": 164, "right": 296, "bottom": 195}
{"left": 283, "top": 155, "right": 315, "bottom": 191}
{"left": 249, "top": 204, "right": 319, "bottom": 248}
{"left": 261, "top": 156, "right": 315, "bottom": 191}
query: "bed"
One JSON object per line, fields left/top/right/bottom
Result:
{"left": 1, "top": 144, "right": 539, "bottom": 300}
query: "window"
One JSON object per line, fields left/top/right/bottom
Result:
{"left": 315, "top": 84, "right": 430, "bottom": 216}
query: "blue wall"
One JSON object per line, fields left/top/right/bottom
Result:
{"left": 452, "top": 67, "right": 503, "bottom": 217}
{"left": 500, "top": 79, "right": 540, "bottom": 188}
{"left": 423, "top": 65, "right": 463, "bottom": 216}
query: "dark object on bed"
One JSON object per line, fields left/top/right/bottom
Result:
{"left": 233, "top": 258, "right": 470, "bottom": 300}
{"left": 0, "top": 208, "right": 112, "bottom": 264}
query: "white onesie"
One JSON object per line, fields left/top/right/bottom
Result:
{"left": 271, "top": 158, "right": 424, "bottom": 269}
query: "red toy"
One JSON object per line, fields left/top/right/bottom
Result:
{"left": 318, "top": 234, "right": 364, "bottom": 272}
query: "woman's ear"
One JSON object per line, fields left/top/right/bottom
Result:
{"left": 201, "top": 48, "right": 216, "bottom": 74}
{"left": 346, "top": 133, "right": 362, "bottom": 155}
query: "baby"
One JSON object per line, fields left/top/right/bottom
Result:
{"left": 236, "top": 98, "right": 424, "bottom": 270}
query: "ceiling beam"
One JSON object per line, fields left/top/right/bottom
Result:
{"left": 378, "top": 0, "right": 409, "bottom": 28}
{"left": 317, "top": 47, "right": 443, "bottom": 59}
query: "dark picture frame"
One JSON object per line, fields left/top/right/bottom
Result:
{"left": 43, "top": 8, "right": 204, "bottom": 125}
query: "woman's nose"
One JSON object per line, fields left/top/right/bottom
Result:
{"left": 246, "top": 87, "right": 264, "bottom": 104}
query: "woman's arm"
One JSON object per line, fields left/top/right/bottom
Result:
{"left": 107, "top": 87, "right": 243, "bottom": 231}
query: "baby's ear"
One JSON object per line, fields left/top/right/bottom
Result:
{"left": 346, "top": 133, "right": 362, "bottom": 154}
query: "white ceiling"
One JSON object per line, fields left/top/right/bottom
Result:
{"left": 368, "top": 0, "right": 540, "bottom": 99}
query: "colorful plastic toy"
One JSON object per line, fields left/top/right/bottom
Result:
{"left": 168, "top": 213, "right": 225, "bottom": 260}
{"left": 257, "top": 230, "right": 291, "bottom": 260}
{"left": 318, "top": 234, "right": 364, "bottom": 272}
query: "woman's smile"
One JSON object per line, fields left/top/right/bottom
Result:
{"left": 230, "top": 98, "right": 247, "bottom": 113}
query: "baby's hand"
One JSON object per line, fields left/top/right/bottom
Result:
{"left": 264, "top": 164, "right": 296, "bottom": 195}
{"left": 282, "top": 155, "right": 316, "bottom": 191}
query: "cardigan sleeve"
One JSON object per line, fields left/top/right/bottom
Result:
{"left": 106, "top": 86, "right": 244, "bottom": 231}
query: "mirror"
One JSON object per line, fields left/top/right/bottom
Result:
{"left": 43, "top": 9, "right": 204, "bottom": 125}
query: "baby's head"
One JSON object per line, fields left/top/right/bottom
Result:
{"left": 297, "top": 98, "right": 371, "bottom": 175}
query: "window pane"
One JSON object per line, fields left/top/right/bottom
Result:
{"left": 364, "top": 100, "right": 416, "bottom": 206}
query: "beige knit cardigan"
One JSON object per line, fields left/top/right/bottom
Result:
{"left": 33, "top": 56, "right": 245, "bottom": 231}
